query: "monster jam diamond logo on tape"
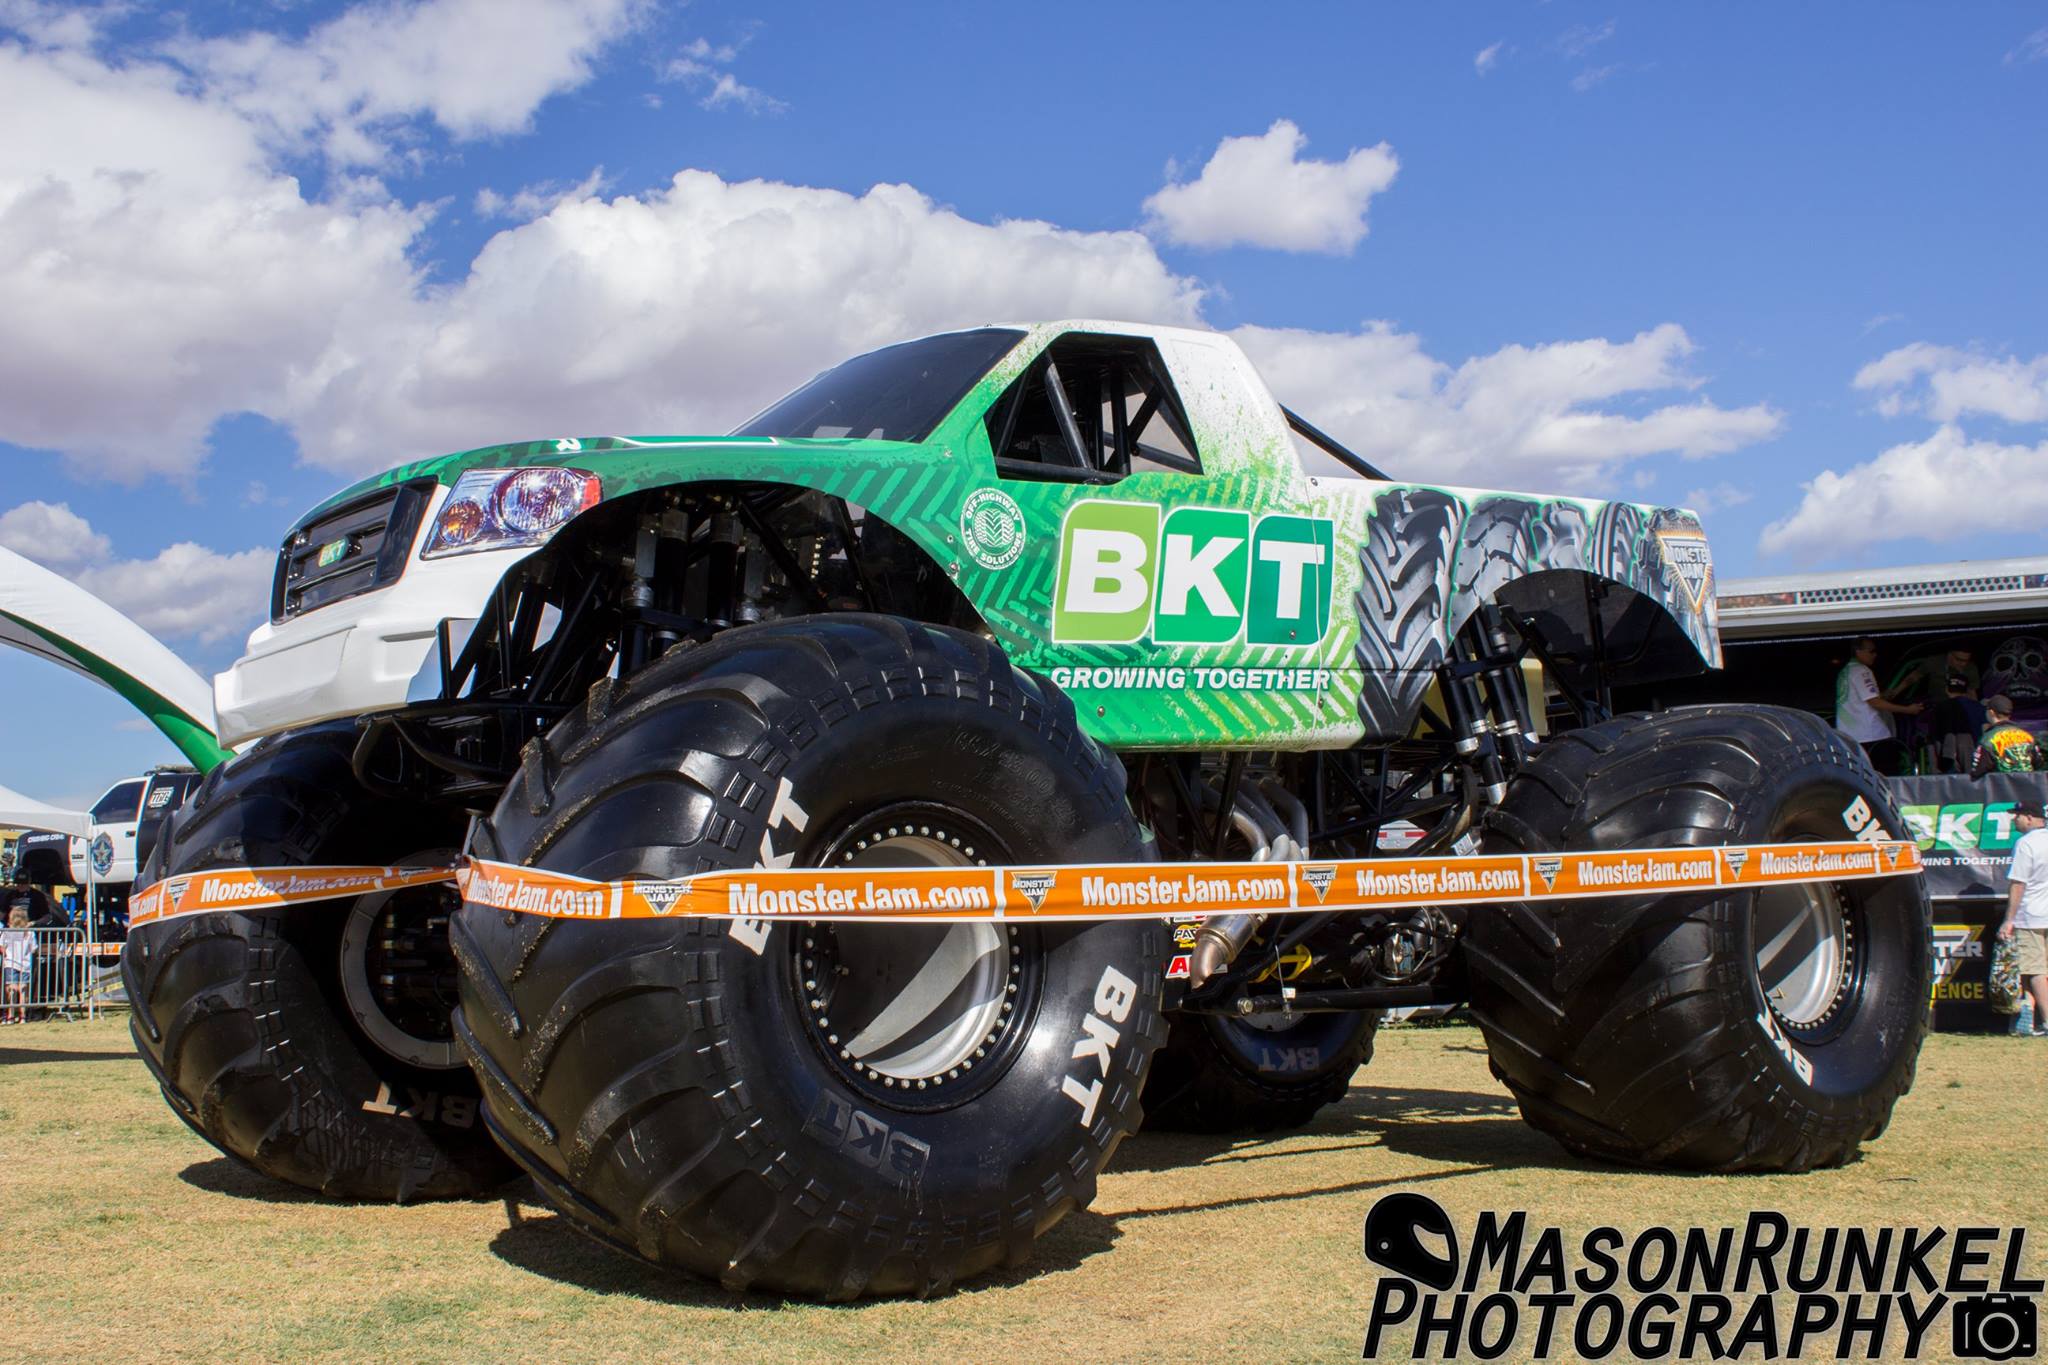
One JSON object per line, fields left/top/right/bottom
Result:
{"left": 1009, "top": 869, "right": 1057, "bottom": 911}
{"left": 1053, "top": 500, "right": 1333, "bottom": 647}
{"left": 1532, "top": 856, "right": 1562, "bottom": 892}
{"left": 960, "top": 488, "right": 1026, "bottom": 571}
{"left": 1656, "top": 529, "right": 1713, "bottom": 613}
{"left": 640, "top": 883, "right": 685, "bottom": 916}
{"left": 1724, "top": 848, "right": 1749, "bottom": 877}
{"left": 1302, "top": 865, "right": 1338, "bottom": 902}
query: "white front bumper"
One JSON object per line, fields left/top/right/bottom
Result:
{"left": 214, "top": 542, "right": 535, "bottom": 748}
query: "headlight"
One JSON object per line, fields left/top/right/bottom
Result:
{"left": 421, "top": 467, "right": 601, "bottom": 559}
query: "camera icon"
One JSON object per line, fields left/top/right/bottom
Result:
{"left": 1953, "top": 1293, "right": 2036, "bottom": 1361}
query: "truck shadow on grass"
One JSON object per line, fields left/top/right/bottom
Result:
{"left": 0, "top": 1044, "right": 137, "bottom": 1065}
{"left": 480, "top": 1083, "right": 1593, "bottom": 1307}
{"left": 180, "top": 1157, "right": 348, "bottom": 1205}
{"left": 486, "top": 1199, "right": 1123, "bottom": 1307}
{"left": 1111, "top": 1083, "right": 1562, "bottom": 1177}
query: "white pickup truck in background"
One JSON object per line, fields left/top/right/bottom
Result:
{"left": 67, "top": 766, "right": 201, "bottom": 892}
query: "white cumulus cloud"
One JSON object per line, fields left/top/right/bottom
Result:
{"left": 170, "top": 0, "right": 651, "bottom": 165}
{"left": 1142, "top": 120, "right": 1399, "bottom": 254}
{"left": 1760, "top": 425, "right": 2048, "bottom": 558}
{"left": 1235, "top": 321, "right": 1783, "bottom": 489}
{"left": 1474, "top": 41, "right": 1504, "bottom": 75}
{"left": 0, "top": 40, "right": 429, "bottom": 480}
{"left": 1853, "top": 343, "right": 2048, "bottom": 424}
{"left": 0, "top": 501, "right": 269, "bottom": 643}
{"left": 0, "top": 12, "right": 1779, "bottom": 508}
{"left": 0, "top": 499, "right": 110, "bottom": 568}
{"left": 289, "top": 173, "right": 1207, "bottom": 471}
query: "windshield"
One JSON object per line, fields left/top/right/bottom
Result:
{"left": 732, "top": 328, "right": 1025, "bottom": 443}
{"left": 91, "top": 781, "right": 145, "bottom": 824}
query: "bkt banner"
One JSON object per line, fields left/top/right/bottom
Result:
{"left": 1890, "top": 772, "right": 2048, "bottom": 1033}
{"left": 1890, "top": 772, "right": 2048, "bottom": 901}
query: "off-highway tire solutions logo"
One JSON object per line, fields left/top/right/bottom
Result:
{"left": 960, "top": 488, "right": 1026, "bottom": 571}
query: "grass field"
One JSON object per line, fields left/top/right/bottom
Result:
{"left": 1, "top": 1015, "right": 2040, "bottom": 1363}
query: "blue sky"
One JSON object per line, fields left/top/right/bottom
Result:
{"left": 2, "top": 0, "right": 2046, "bottom": 804}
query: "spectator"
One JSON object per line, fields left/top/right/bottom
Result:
{"left": 2, "top": 865, "right": 60, "bottom": 928}
{"left": 1971, "top": 695, "right": 2045, "bottom": 778}
{"left": 1836, "top": 637, "right": 1922, "bottom": 776}
{"left": 1891, "top": 646, "right": 1980, "bottom": 705}
{"left": 1, "top": 906, "right": 31, "bottom": 1024}
{"left": 1999, "top": 800, "right": 2048, "bottom": 1038}
{"left": 1931, "top": 673, "right": 1988, "bottom": 773}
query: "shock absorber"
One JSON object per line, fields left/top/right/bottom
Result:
{"left": 1474, "top": 604, "right": 1538, "bottom": 773}
{"left": 1441, "top": 651, "right": 1506, "bottom": 806}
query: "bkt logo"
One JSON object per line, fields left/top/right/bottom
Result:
{"left": 1901, "top": 801, "right": 2022, "bottom": 852}
{"left": 1053, "top": 500, "right": 1334, "bottom": 647}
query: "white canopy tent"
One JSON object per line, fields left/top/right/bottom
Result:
{"left": 0, "top": 783, "right": 90, "bottom": 838}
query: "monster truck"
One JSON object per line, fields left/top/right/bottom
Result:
{"left": 126, "top": 320, "right": 1931, "bottom": 1295}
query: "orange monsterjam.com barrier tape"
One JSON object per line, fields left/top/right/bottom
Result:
{"left": 125, "top": 840, "right": 1924, "bottom": 930}
{"left": 127, "top": 865, "right": 461, "bottom": 929}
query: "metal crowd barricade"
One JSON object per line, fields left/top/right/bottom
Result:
{"left": 4, "top": 926, "right": 120, "bottom": 1022}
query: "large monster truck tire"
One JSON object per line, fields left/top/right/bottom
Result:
{"left": 451, "top": 615, "right": 1167, "bottom": 1299}
{"left": 1465, "top": 705, "right": 1932, "bottom": 1172}
{"left": 121, "top": 725, "right": 518, "bottom": 1201}
{"left": 1143, "top": 1008, "right": 1378, "bottom": 1133}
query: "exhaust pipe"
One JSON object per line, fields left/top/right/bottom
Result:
{"left": 1185, "top": 782, "right": 1304, "bottom": 989}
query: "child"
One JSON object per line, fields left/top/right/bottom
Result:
{"left": 1, "top": 906, "right": 32, "bottom": 1024}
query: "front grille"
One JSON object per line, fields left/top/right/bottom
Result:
{"left": 272, "top": 480, "right": 435, "bottom": 622}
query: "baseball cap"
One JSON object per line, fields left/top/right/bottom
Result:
{"left": 2014, "top": 800, "right": 2046, "bottom": 820}
{"left": 1987, "top": 694, "right": 2016, "bottom": 715}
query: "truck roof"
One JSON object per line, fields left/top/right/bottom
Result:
{"left": 1718, "top": 555, "right": 2048, "bottom": 639}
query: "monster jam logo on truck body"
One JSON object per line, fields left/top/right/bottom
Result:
{"left": 1053, "top": 501, "right": 1334, "bottom": 647}
{"left": 1655, "top": 529, "right": 1714, "bottom": 613}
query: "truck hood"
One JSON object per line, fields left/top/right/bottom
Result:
{"left": 297, "top": 434, "right": 917, "bottom": 527}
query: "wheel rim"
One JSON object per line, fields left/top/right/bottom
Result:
{"left": 796, "top": 810, "right": 1031, "bottom": 1104}
{"left": 339, "top": 850, "right": 462, "bottom": 1071}
{"left": 1752, "top": 880, "right": 1853, "bottom": 1029}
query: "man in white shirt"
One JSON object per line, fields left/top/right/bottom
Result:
{"left": 1835, "top": 637, "right": 1922, "bottom": 776}
{"left": 2000, "top": 799, "right": 2048, "bottom": 1038}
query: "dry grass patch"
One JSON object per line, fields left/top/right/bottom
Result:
{"left": 1, "top": 1018, "right": 2040, "bottom": 1362}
